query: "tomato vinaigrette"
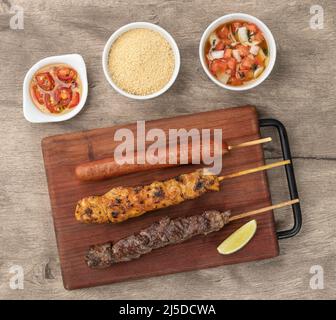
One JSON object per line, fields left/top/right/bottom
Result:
{"left": 205, "top": 20, "right": 269, "bottom": 86}
{"left": 30, "top": 64, "right": 81, "bottom": 114}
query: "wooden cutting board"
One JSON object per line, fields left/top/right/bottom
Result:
{"left": 42, "top": 105, "right": 279, "bottom": 290}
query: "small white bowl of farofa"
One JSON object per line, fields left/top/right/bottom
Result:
{"left": 102, "top": 22, "right": 180, "bottom": 100}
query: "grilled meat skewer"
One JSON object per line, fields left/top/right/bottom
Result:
{"left": 86, "top": 210, "right": 231, "bottom": 268}
{"left": 75, "top": 160, "right": 290, "bottom": 224}
{"left": 85, "top": 198, "right": 300, "bottom": 268}
{"left": 76, "top": 169, "right": 220, "bottom": 224}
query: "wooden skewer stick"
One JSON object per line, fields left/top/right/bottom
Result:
{"left": 229, "top": 199, "right": 300, "bottom": 222}
{"left": 228, "top": 137, "right": 272, "bottom": 150}
{"left": 218, "top": 160, "right": 291, "bottom": 182}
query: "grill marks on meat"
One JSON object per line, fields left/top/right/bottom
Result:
{"left": 75, "top": 169, "right": 221, "bottom": 224}
{"left": 86, "top": 210, "right": 231, "bottom": 268}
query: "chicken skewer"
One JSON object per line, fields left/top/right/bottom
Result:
{"left": 75, "top": 160, "right": 290, "bottom": 224}
{"left": 75, "top": 137, "right": 272, "bottom": 181}
{"left": 86, "top": 199, "right": 299, "bottom": 268}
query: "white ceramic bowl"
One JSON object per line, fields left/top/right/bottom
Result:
{"left": 23, "top": 54, "right": 88, "bottom": 123}
{"left": 199, "top": 13, "right": 276, "bottom": 91}
{"left": 102, "top": 22, "right": 180, "bottom": 100}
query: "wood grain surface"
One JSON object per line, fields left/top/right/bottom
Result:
{"left": 42, "top": 106, "right": 279, "bottom": 289}
{"left": 0, "top": 0, "right": 335, "bottom": 299}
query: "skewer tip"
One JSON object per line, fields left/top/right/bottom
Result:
{"left": 229, "top": 198, "right": 300, "bottom": 222}
{"left": 228, "top": 137, "right": 272, "bottom": 150}
{"left": 218, "top": 159, "right": 291, "bottom": 181}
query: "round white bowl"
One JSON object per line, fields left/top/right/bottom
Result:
{"left": 199, "top": 13, "right": 276, "bottom": 91}
{"left": 23, "top": 54, "right": 88, "bottom": 123}
{"left": 102, "top": 22, "right": 180, "bottom": 100}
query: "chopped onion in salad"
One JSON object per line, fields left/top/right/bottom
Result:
{"left": 211, "top": 50, "right": 225, "bottom": 59}
{"left": 217, "top": 72, "right": 230, "bottom": 84}
{"left": 237, "top": 27, "right": 249, "bottom": 43}
{"left": 232, "top": 50, "right": 242, "bottom": 62}
{"left": 254, "top": 66, "right": 264, "bottom": 78}
{"left": 250, "top": 45, "right": 260, "bottom": 56}
{"left": 228, "top": 26, "right": 238, "bottom": 46}
{"left": 257, "top": 48, "right": 266, "bottom": 61}
{"left": 209, "top": 32, "right": 220, "bottom": 48}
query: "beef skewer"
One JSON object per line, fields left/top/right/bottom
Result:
{"left": 75, "top": 160, "right": 290, "bottom": 224}
{"left": 86, "top": 199, "right": 299, "bottom": 268}
{"left": 75, "top": 137, "right": 272, "bottom": 181}
{"left": 86, "top": 210, "right": 231, "bottom": 268}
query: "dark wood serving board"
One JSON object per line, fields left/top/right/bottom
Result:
{"left": 42, "top": 106, "right": 279, "bottom": 290}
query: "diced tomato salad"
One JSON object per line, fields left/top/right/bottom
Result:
{"left": 205, "top": 20, "right": 269, "bottom": 86}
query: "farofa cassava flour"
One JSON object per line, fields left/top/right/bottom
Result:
{"left": 108, "top": 28, "right": 175, "bottom": 96}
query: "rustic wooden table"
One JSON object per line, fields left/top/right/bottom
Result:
{"left": 0, "top": 0, "right": 335, "bottom": 299}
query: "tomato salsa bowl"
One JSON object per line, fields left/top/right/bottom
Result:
{"left": 199, "top": 13, "right": 276, "bottom": 91}
{"left": 23, "top": 54, "right": 88, "bottom": 123}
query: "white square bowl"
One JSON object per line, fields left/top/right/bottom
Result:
{"left": 23, "top": 54, "right": 88, "bottom": 123}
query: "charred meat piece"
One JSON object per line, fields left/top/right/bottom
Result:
{"left": 75, "top": 169, "right": 221, "bottom": 224}
{"left": 86, "top": 210, "right": 231, "bottom": 268}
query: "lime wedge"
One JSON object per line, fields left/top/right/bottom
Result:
{"left": 217, "top": 220, "right": 257, "bottom": 255}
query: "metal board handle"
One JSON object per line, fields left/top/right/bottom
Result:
{"left": 259, "top": 119, "right": 302, "bottom": 239}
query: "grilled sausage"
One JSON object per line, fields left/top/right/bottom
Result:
{"left": 75, "top": 140, "right": 228, "bottom": 181}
